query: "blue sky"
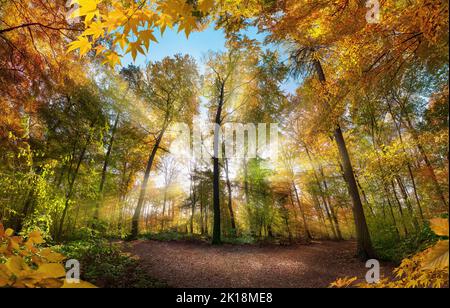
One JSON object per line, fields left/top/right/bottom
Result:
{"left": 121, "top": 24, "right": 298, "bottom": 95}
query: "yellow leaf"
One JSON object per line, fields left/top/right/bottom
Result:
{"left": 0, "top": 264, "right": 11, "bottom": 286}
{"left": 423, "top": 240, "right": 449, "bottom": 270}
{"left": 67, "top": 36, "right": 92, "bottom": 57}
{"left": 157, "top": 14, "right": 173, "bottom": 35}
{"left": 198, "top": 0, "right": 214, "bottom": 14}
{"left": 178, "top": 15, "right": 197, "bottom": 38}
{"left": 95, "top": 45, "right": 107, "bottom": 56}
{"left": 103, "top": 51, "right": 122, "bottom": 68}
{"left": 329, "top": 276, "right": 357, "bottom": 288}
{"left": 84, "top": 21, "right": 105, "bottom": 40}
{"left": 125, "top": 42, "right": 145, "bottom": 61}
{"left": 62, "top": 279, "right": 97, "bottom": 288}
{"left": 38, "top": 278, "right": 64, "bottom": 288}
{"left": 139, "top": 29, "right": 158, "bottom": 50}
{"left": 430, "top": 218, "right": 449, "bottom": 237}
{"left": 114, "top": 35, "right": 128, "bottom": 50}
{"left": 36, "top": 263, "right": 66, "bottom": 279}
{"left": 5, "top": 228, "right": 14, "bottom": 236}
{"left": 0, "top": 276, "right": 8, "bottom": 287}
{"left": 5, "top": 255, "right": 29, "bottom": 276}
{"left": 28, "top": 230, "right": 44, "bottom": 244}
{"left": 39, "top": 248, "right": 66, "bottom": 263}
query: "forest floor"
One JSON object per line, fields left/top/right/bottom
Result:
{"left": 125, "top": 240, "right": 394, "bottom": 288}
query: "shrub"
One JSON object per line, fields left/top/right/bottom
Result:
{"left": 58, "top": 238, "right": 167, "bottom": 288}
{"left": 0, "top": 223, "right": 95, "bottom": 288}
{"left": 330, "top": 217, "right": 449, "bottom": 288}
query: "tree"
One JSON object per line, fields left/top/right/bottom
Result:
{"left": 123, "top": 55, "right": 199, "bottom": 239}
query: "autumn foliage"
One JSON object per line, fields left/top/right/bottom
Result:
{"left": 331, "top": 218, "right": 449, "bottom": 288}
{"left": 0, "top": 223, "right": 95, "bottom": 288}
{"left": 0, "top": 0, "right": 448, "bottom": 289}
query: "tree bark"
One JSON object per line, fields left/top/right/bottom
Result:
{"left": 303, "top": 143, "right": 339, "bottom": 239}
{"left": 94, "top": 112, "right": 120, "bottom": 220}
{"left": 396, "top": 176, "right": 419, "bottom": 231}
{"left": 314, "top": 60, "right": 375, "bottom": 259}
{"left": 224, "top": 157, "right": 237, "bottom": 236}
{"left": 57, "top": 143, "right": 87, "bottom": 241}
{"left": 161, "top": 187, "right": 168, "bottom": 231}
{"left": 387, "top": 103, "right": 425, "bottom": 220}
{"left": 390, "top": 180, "right": 409, "bottom": 236}
{"left": 292, "top": 182, "right": 311, "bottom": 240}
{"left": 130, "top": 121, "right": 168, "bottom": 239}
{"left": 399, "top": 103, "right": 448, "bottom": 208}
{"left": 212, "top": 82, "right": 225, "bottom": 245}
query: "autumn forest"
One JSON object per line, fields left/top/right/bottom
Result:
{"left": 0, "top": 0, "right": 448, "bottom": 289}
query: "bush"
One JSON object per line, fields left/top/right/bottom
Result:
{"left": 331, "top": 217, "right": 448, "bottom": 288}
{"left": 0, "top": 223, "right": 95, "bottom": 288}
{"left": 222, "top": 234, "right": 256, "bottom": 245}
{"left": 58, "top": 238, "right": 167, "bottom": 288}
{"left": 372, "top": 221, "right": 440, "bottom": 262}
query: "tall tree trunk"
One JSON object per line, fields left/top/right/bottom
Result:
{"left": 15, "top": 166, "right": 42, "bottom": 231}
{"left": 224, "top": 157, "right": 236, "bottom": 236}
{"left": 130, "top": 122, "right": 168, "bottom": 239}
{"left": 243, "top": 155, "right": 250, "bottom": 205}
{"left": 205, "top": 198, "right": 209, "bottom": 235}
{"left": 190, "top": 181, "right": 196, "bottom": 234}
{"left": 320, "top": 169, "right": 344, "bottom": 240}
{"left": 383, "top": 185, "right": 400, "bottom": 239}
{"left": 200, "top": 183, "right": 204, "bottom": 235}
{"left": 212, "top": 83, "right": 224, "bottom": 245}
{"left": 388, "top": 103, "right": 425, "bottom": 220}
{"left": 314, "top": 60, "right": 375, "bottom": 259}
{"left": 161, "top": 188, "right": 167, "bottom": 231}
{"left": 396, "top": 176, "right": 419, "bottom": 231}
{"left": 398, "top": 103, "right": 448, "bottom": 208}
{"left": 95, "top": 112, "right": 120, "bottom": 220}
{"left": 292, "top": 182, "right": 311, "bottom": 240}
{"left": 355, "top": 175, "right": 375, "bottom": 216}
{"left": 390, "top": 181, "right": 409, "bottom": 236}
{"left": 334, "top": 126, "right": 376, "bottom": 258}
{"left": 57, "top": 144, "right": 88, "bottom": 241}
{"left": 303, "top": 144, "right": 339, "bottom": 239}
{"left": 312, "top": 196, "right": 330, "bottom": 238}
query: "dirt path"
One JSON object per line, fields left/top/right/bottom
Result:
{"left": 127, "top": 240, "right": 392, "bottom": 288}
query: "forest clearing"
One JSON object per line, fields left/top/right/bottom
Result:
{"left": 126, "top": 240, "right": 394, "bottom": 288}
{"left": 0, "top": 0, "right": 448, "bottom": 290}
